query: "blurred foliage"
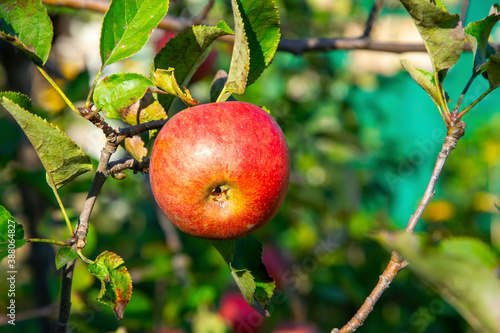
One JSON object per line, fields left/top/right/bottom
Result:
{"left": 1, "top": 0, "right": 500, "bottom": 333}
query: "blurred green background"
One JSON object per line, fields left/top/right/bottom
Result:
{"left": 1, "top": 0, "right": 500, "bottom": 332}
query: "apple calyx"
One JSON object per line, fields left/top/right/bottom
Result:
{"left": 210, "top": 184, "right": 231, "bottom": 206}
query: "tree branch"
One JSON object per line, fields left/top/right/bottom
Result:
{"left": 42, "top": 0, "right": 192, "bottom": 31}
{"left": 117, "top": 119, "right": 168, "bottom": 138}
{"left": 363, "top": 0, "right": 385, "bottom": 38}
{"left": 461, "top": 0, "right": 470, "bottom": 23}
{"left": 332, "top": 122, "right": 466, "bottom": 333}
{"left": 42, "top": 0, "right": 492, "bottom": 56}
{"left": 192, "top": 0, "right": 216, "bottom": 25}
{"left": 109, "top": 156, "right": 150, "bottom": 175}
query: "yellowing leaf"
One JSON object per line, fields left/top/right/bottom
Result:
{"left": 153, "top": 68, "right": 199, "bottom": 107}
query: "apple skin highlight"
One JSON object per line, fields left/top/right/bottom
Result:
{"left": 149, "top": 101, "right": 290, "bottom": 240}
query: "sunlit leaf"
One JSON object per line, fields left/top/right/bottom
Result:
{"left": 124, "top": 136, "right": 148, "bottom": 161}
{"left": 100, "top": 0, "right": 169, "bottom": 67}
{"left": 0, "top": 206, "right": 26, "bottom": 262}
{"left": 152, "top": 23, "right": 233, "bottom": 111}
{"left": 0, "top": 0, "right": 53, "bottom": 65}
{"left": 88, "top": 251, "right": 133, "bottom": 320}
{"left": 94, "top": 73, "right": 167, "bottom": 125}
{"left": 153, "top": 68, "right": 199, "bottom": 107}
{"left": 400, "top": 0, "right": 464, "bottom": 75}
{"left": 0, "top": 92, "right": 92, "bottom": 189}
{"left": 218, "top": 0, "right": 280, "bottom": 102}
{"left": 211, "top": 235, "right": 275, "bottom": 316}
{"left": 400, "top": 59, "right": 441, "bottom": 106}
{"left": 377, "top": 232, "right": 500, "bottom": 333}
{"left": 465, "top": 4, "right": 500, "bottom": 73}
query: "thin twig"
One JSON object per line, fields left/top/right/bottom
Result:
{"left": 456, "top": 86, "right": 496, "bottom": 121}
{"left": 277, "top": 38, "right": 477, "bottom": 55}
{"left": 43, "top": 0, "right": 197, "bottom": 31}
{"left": 109, "top": 157, "right": 150, "bottom": 174}
{"left": 117, "top": 119, "right": 168, "bottom": 138}
{"left": 363, "top": 0, "right": 385, "bottom": 38}
{"left": 332, "top": 252, "right": 407, "bottom": 333}
{"left": 27, "top": 238, "right": 70, "bottom": 246}
{"left": 405, "top": 123, "right": 465, "bottom": 233}
{"left": 452, "top": 72, "right": 479, "bottom": 115}
{"left": 192, "top": 0, "right": 216, "bottom": 25}
{"left": 42, "top": 0, "right": 491, "bottom": 56}
{"left": 332, "top": 122, "right": 466, "bottom": 333}
{"left": 461, "top": 0, "right": 470, "bottom": 23}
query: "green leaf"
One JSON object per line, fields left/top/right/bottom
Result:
{"left": 88, "top": 251, "right": 133, "bottom": 320}
{"left": 0, "top": 92, "right": 92, "bottom": 189}
{"left": 376, "top": 232, "right": 500, "bottom": 333}
{"left": 485, "top": 53, "right": 500, "bottom": 89}
{"left": 218, "top": 0, "right": 281, "bottom": 102}
{"left": 100, "top": 0, "right": 169, "bottom": 67}
{"left": 55, "top": 247, "right": 79, "bottom": 270}
{"left": 217, "top": 0, "right": 250, "bottom": 102}
{"left": 211, "top": 235, "right": 275, "bottom": 316}
{"left": 153, "top": 68, "right": 199, "bottom": 107}
{"left": 152, "top": 24, "right": 233, "bottom": 111}
{"left": 0, "top": 206, "right": 26, "bottom": 262}
{"left": 94, "top": 73, "right": 166, "bottom": 125}
{"left": 234, "top": 0, "right": 281, "bottom": 87}
{"left": 0, "top": 0, "right": 53, "bottom": 65}
{"left": 400, "top": 59, "right": 441, "bottom": 106}
{"left": 465, "top": 4, "right": 500, "bottom": 73}
{"left": 400, "top": 0, "right": 464, "bottom": 75}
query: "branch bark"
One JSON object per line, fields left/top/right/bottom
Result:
{"left": 42, "top": 0, "right": 493, "bottom": 55}
{"left": 332, "top": 122, "right": 466, "bottom": 333}
{"left": 56, "top": 113, "right": 167, "bottom": 332}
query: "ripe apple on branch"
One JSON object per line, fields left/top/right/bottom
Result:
{"left": 149, "top": 101, "right": 291, "bottom": 240}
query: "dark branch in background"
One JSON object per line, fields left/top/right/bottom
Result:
{"left": 461, "top": 0, "right": 470, "bottom": 23}
{"left": 332, "top": 122, "right": 466, "bottom": 333}
{"left": 42, "top": 0, "right": 492, "bottom": 55}
{"left": 363, "top": 0, "right": 385, "bottom": 38}
{"left": 192, "top": 0, "right": 216, "bottom": 25}
{"left": 57, "top": 108, "right": 167, "bottom": 333}
{"left": 43, "top": 0, "right": 201, "bottom": 31}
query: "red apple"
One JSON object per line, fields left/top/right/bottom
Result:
{"left": 262, "top": 245, "right": 291, "bottom": 288}
{"left": 155, "top": 30, "right": 218, "bottom": 83}
{"left": 149, "top": 101, "right": 290, "bottom": 240}
{"left": 219, "top": 292, "right": 264, "bottom": 333}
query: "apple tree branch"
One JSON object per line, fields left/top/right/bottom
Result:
{"left": 57, "top": 107, "right": 167, "bottom": 333}
{"left": 332, "top": 122, "right": 466, "bottom": 333}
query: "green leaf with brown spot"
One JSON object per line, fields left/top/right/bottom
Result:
{"left": 88, "top": 251, "right": 133, "bottom": 320}
{"left": 0, "top": 92, "right": 92, "bottom": 189}
{"left": 94, "top": 73, "right": 168, "bottom": 125}
{"left": 55, "top": 247, "right": 78, "bottom": 270}
{"left": 465, "top": 4, "right": 500, "bottom": 73}
{"left": 400, "top": 0, "right": 464, "bottom": 75}
{"left": 0, "top": 0, "right": 53, "bottom": 65}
